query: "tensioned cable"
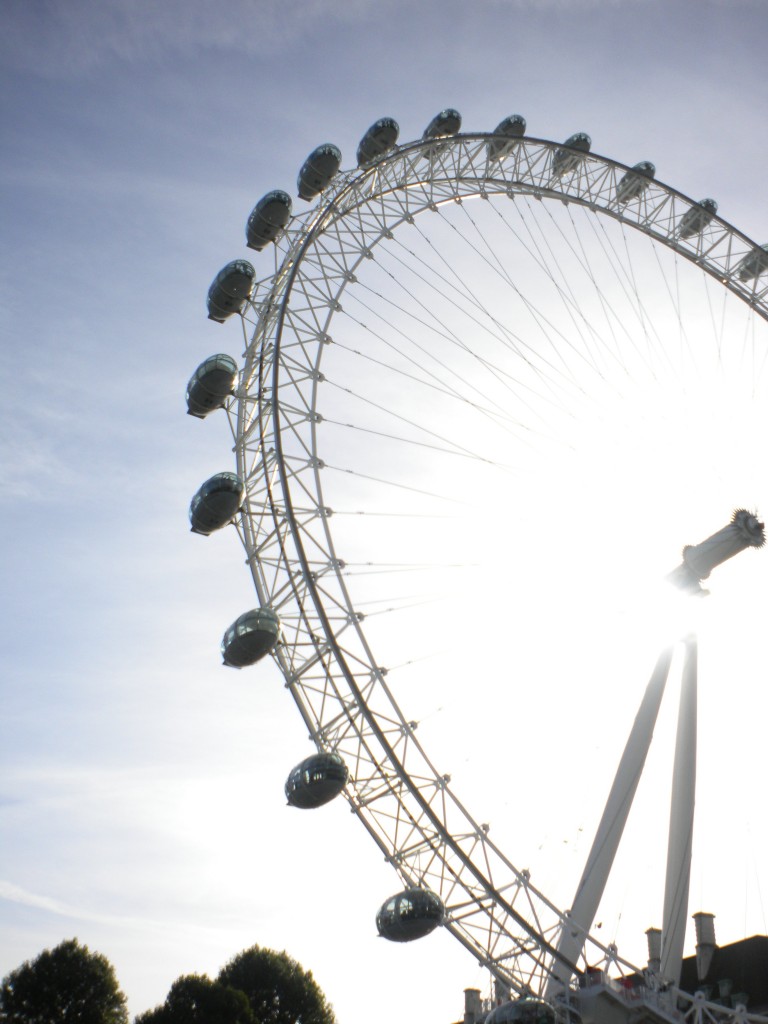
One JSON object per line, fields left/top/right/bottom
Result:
{"left": 434, "top": 201, "right": 598, "bottom": 393}
{"left": 322, "top": 195, "right": 767, "bottom": 541}
{"left": 403, "top": 208, "right": 566, "bottom": 376}
{"left": 656, "top": 245, "right": 763, "bottom": 506}
{"left": 349, "top": 251, "right": 584, "bottom": 415}
{"left": 391, "top": 217, "right": 586, "bottom": 406}
{"left": 488, "top": 197, "right": 663, "bottom": 462}
{"left": 618, "top": 220, "right": 676, "bottom": 377}
{"left": 570, "top": 205, "right": 664, "bottom": 381}
{"left": 341, "top": 273, "right": 556, "bottom": 419}
{"left": 568, "top": 204, "right": 658, "bottom": 371}
{"left": 510, "top": 201, "right": 611, "bottom": 380}
{"left": 321, "top": 461, "right": 474, "bottom": 506}
{"left": 340, "top": 563, "right": 471, "bottom": 574}
{"left": 378, "top": 238, "right": 572, "bottom": 416}
{"left": 385, "top": 200, "right": 589, "bottom": 406}
{"left": 348, "top": 595, "right": 446, "bottom": 612}
{"left": 559, "top": 203, "right": 641, "bottom": 376}
{"left": 322, "top": 377, "right": 513, "bottom": 467}
{"left": 464, "top": 193, "right": 625, "bottom": 396}
{"left": 526, "top": 199, "right": 638, "bottom": 382}
{"left": 586, "top": 212, "right": 669, "bottom": 380}
{"left": 749, "top": 302, "right": 768, "bottom": 393}
{"left": 667, "top": 242, "right": 704, "bottom": 380}
{"left": 329, "top": 330, "right": 537, "bottom": 435}
{"left": 459, "top": 195, "right": 607, "bottom": 383}
{"left": 314, "top": 194, "right": 718, "bottom": 568}
{"left": 320, "top": 414, "right": 516, "bottom": 468}
{"left": 319, "top": 191, "right": 768, "bottom": 642}
{"left": 448, "top": 194, "right": 676, "bottom": 436}
{"left": 357, "top": 209, "right": 624, "bottom": 472}
{"left": 333, "top": 509, "right": 459, "bottom": 519}
{"left": 333, "top": 192, "right": 659, "bottom": 460}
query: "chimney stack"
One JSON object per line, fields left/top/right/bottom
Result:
{"left": 693, "top": 912, "right": 717, "bottom": 981}
{"left": 464, "top": 988, "right": 483, "bottom": 1024}
{"left": 646, "top": 927, "right": 661, "bottom": 975}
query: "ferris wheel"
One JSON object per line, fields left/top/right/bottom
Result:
{"left": 185, "top": 111, "right": 768, "bottom": 1023}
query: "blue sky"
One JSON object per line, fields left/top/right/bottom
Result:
{"left": 2, "top": 2, "right": 767, "bottom": 1022}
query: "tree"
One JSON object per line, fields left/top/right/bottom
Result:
{"left": 0, "top": 938, "right": 128, "bottom": 1024}
{"left": 217, "top": 947, "right": 335, "bottom": 1024}
{"left": 134, "top": 974, "right": 252, "bottom": 1024}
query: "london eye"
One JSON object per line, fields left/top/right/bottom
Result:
{"left": 186, "top": 112, "right": 768, "bottom": 1023}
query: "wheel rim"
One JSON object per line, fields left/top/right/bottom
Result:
{"left": 226, "top": 133, "right": 768, "bottom": 1001}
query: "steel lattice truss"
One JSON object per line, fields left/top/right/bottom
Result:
{"left": 221, "top": 134, "right": 768, "bottom": 1018}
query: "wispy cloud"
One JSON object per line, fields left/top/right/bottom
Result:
{"left": 6, "top": 0, "right": 709, "bottom": 78}
{"left": 0, "top": 880, "right": 268, "bottom": 940}
{"left": 1, "top": 0, "right": 375, "bottom": 77}
{"left": 0, "top": 421, "right": 81, "bottom": 503}
{"left": 0, "top": 880, "right": 146, "bottom": 928}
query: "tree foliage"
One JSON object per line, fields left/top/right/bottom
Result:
{"left": 134, "top": 974, "right": 252, "bottom": 1024}
{"left": 0, "top": 938, "right": 128, "bottom": 1024}
{"left": 217, "top": 946, "right": 335, "bottom": 1024}
{"left": 136, "top": 946, "right": 335, "bottom": 1024}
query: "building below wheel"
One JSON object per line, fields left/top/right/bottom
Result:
{"left": 453, "top": 933, "right": 768, "bottom": 1024}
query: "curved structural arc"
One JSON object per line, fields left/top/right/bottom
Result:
{"left": 225, "top": 133, "right": 768, "bottom": 1004}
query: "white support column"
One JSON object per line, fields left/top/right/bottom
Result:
{"left": 546, "top": 647, "right": 674, "bottom": 996}
{"left": 660, "top": 634, "right": 698, "bottom": 987}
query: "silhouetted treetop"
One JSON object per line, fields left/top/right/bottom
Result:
{"left": 217, "top": 946, "right": 336, "bottom": 1024}
{"left": 134, "top": 973, "right": 252, "bottom": 1024}
{"left": 0, "top": 938, "right": 128, "bottom": 1024}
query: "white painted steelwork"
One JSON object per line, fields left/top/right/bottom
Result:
{"left": 547, "top": 647, "right": 674, "bottom": 998}
{"left": 209, "top": 131, "right": 768, "bottom": 1021}
{"left": 661, "top": 637, "right": 698, "bottom": 987}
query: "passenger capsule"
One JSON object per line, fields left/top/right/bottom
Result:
{"left": 189, "top": 472, "right": 244, "bottom": 535}
{"left": 678, "top": 198, "right": 718, "bottom": 239}
{"left": 297, "top": 144, "right": 342, "bottom": 201}
{"left": 246, "top": 190, "right": 292, "bottom": 251}
{"left": 551, "top": 132, "right": 591, "bottom": 179}
{"left": 206, "top": 260, "right": 255, "bottom": 323}
{"left": 376, "top": 888, "right": 444, "bottom": 942}
{"left": 485, "top": 998, "right": 556, "bottom": 1024}
{"left": 423, "top": 108, "right": 462, "bottom": 140}
{"left": 221, "top": 607, "right": 280, "bottom": 667}
{"left": 487, "top": 114, "right": 526, "bottom": 163}
{"left": 185, "top": 353, "right": 238, "bottom": 418}
{"left": 285, "top": 752, "right": 349, "bottom": 808}
{"left": 615, "top": 161, "right": 655, "bottom": 205}
{"left": 736, "top": 242, "right": 768, "bottom": 282}
{"left": 357, "top": 117, "right": 399, "bottom": 168}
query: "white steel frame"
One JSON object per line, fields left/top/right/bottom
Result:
{"left": 221, "top": 133, "right": 768, "bottom": 1019}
